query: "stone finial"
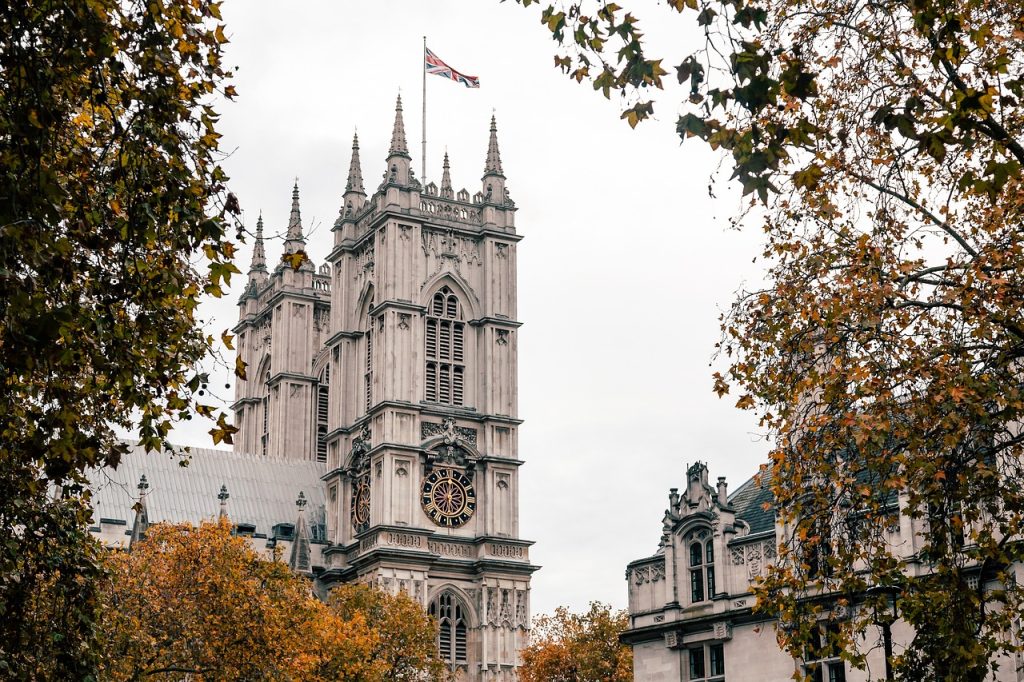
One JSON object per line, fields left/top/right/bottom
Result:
{"left": 218, "top": 483, "right": 229, "bottom": 519}
{"left": 388, "top": 94, "right": 409, "bottom": 157}
{"left": 346, "top": 131, "right": 365, "bottom": 194}
{"left": 249, "top": 213, "right": 267, "bottom": 272}
{"left": 717, "top": 476, "right": 728, "bottom": 502}
{"left": 137, "top": 474, "right": 149, "bottom": 494}
{"left": 289, "top": 490, "right": 312, "bottom": 574}
{"left": 483, "top": 114, "right": 504, "bottom": 177}
{"left": 440, "top": 151, "right": 453, "bottom": 199}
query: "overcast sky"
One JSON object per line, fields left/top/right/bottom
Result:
{"left": 176, "top": 0, "right": 771, "bottom": 617}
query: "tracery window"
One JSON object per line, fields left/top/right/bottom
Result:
{"left": 688, "top": 530, "right": 715, "bottom": 603}
{"left": 429, "top": 591, "right": 468, "bottom": 665}
{"left": 425, "top": 287, "right": 465, "bottom": 406}
{"left": 315, "top": 365, "right": 329, "bottom": 463}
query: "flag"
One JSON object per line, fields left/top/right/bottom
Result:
{"left": 424, "top": 47, "right": 480, "bottom": 88}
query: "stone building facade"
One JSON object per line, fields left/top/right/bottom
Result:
{"left": 623, "top": 462, "right": 1024, "bottom": 681}
{"left": 230, "top": 96, "right": 536, "bottom": 680}
{"left": 89, "top": 97, "right": 536, "bottom": 681}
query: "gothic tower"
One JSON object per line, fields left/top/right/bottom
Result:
{"left": 233, "top": 98, "right": 536, "bottom": 680}
{"left": 232, "top": 184, "right": 333, "bottom": 461}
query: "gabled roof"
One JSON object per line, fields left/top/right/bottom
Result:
{"left": 88, "top": 442, "right": 327, "bottom": 538}
{"left": 728, "top": 470, "right": 776, "bottom": 536}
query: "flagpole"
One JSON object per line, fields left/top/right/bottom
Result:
{"left": 422, "top": 36, "right": 427, "bottom": 183}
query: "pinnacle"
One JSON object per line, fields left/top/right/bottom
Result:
{"left": 483, "top": 114, "right": 504, "bottom": 177}
{"left": 441, "top": 151, "right": 453, "bottom": 198}
{"left": 388, "top": 93, "right": 409, "bottom": 156}
{"left": 285, "top": 180, "right": 304, "bottom": 246}
{"left": 250, "top": 211, "right": 267, "bottom": 272}
{"left": 346, "top": 130, "right": 365, "bottom": 194}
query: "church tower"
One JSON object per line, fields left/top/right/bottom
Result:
{"left": 232, "top": 184, "right": 333, "bottom": 461}
{"left": 234, "top": 98, "right": 536, "bottom": 680}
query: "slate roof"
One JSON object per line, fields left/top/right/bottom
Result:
{"left": 87, "top": 442, "right": 327, "bottom": 538}
{"left": 728, "top": 469, "right": 776, "bottom": 536}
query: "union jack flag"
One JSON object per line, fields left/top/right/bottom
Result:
{"left": 424, "top": 47, "right": 480, "bottom": 88}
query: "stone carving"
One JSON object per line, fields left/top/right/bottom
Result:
{"left": 398, "top": 313, "right": 410, "bottom": 330}
{"left": 746, "top": 544, "right": 763, "bottom": 580}
{"left": 347, "top": 425, "right": 371, "bottom": 474}
{"left": 629, "top": 563, "right": 664, "bottom": 585}
{"left": 496, "top": 329, "right": 509, "bottom": 346}
{"left": 515, "top": 590, "right": 528, "bottom": 627}
{"left": 421, "top": 418, "right": 478, "bottom": 445}
{"left": 487, "top": 589, "right": 500, "bottom": 626}
{"left": 352, "top": 242, "right": 375, "bottom": 280}
{"left": 421, "top": 228, "right": 482, "bottom": 268}
{"left": 713, "top": 621, "right": 732, "bottom": 640}
{"left": 729, "top": 540, "right": 777, "bottom": 581}
{"left": 495, "top": 243, "right": 508, "bottom": 259}
{"left": 664, "top": 631, "right": 679, "bottom": 648}
{"left": 654, "top": 614, "right": 665, "bottom": 623}
{"left": 499, "top": 589, "right": 512, "bottom": 623}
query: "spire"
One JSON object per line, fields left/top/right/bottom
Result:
{"left": 483, "top": 114, "right": 504, "bottom": 177}
{"left": 440, "top": 151, "right": 453, "bottom": 199}
{"left": 129, "top": 474, "right": 150, "bottom": 550}
{"left": 289, "top": 491, "right": 312, "bottom": 574}
{"left": 388, "top": 94, "right": 409, "bottom": 157}
{"left": 249, "top": 213, "right": 266, "bottom": 272}
{"left": 218, "top": 483, "right": 229, "bottom": 520}
{"left": 346, "top": 131, "right": 365, "bottom": 194}
{"left": 286, "top": 180, "right": 303, "bottom": 243}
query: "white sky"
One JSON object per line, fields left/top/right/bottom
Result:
{"left": 176, "top": 0, "right": 770, "bottom": 617}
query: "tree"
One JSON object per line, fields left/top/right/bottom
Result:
{"left": 99, "top": 520, "right": 394, "bottom": 681}
{"left": 327, "top": 584, "right": 449, "bottom": 681}
{"left": 518, "top": 602, "right": 631, "bottom": 682}
{"left": 1, "top": 0, "right": 238, "bottom": 675}
{"left": 518, "top": 0, "right": 1024, "bottom": 679}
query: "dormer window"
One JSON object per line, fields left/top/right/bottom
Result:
{"left": 687, "top": 530, "right": 716, "bottom": 603}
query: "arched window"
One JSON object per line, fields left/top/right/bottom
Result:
{"left": 315, "top": 365, "right": 329, "bottom": 463}
{"left": 688, "top": 531, "right": 715, "bottom": 603}
{"left": 429, "top": 591, "right": 468, "bottom": 665}
{"left": 261, "top": 368, "right": 270, "bottom": 457}
{"left": 425, "top": 287, "right": 465, "bottom": 406}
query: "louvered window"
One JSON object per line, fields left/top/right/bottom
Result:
{"left": 430, "top": 591, "right": 468, "bottom": 666}
{"left": 424, "top": 287, "right": 466, "bottom": 406}
{"left": 364, "top": 305, "right": 374, "bottom": 414}
{"left": 316, "top": 365, "right": 329, "bottom": 463}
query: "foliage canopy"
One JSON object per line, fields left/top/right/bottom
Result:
{"left": 518, "top": 0, "right": 1024, "bottom": 678}
{"left": 0, "top": 0, "right": 240, "bottom": 675}
{"left": 99, "top": 520, "right": 446, "bottom": 681}
{"left": 518, "top": 602, "right": 632, "bottom": 682}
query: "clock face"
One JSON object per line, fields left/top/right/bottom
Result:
{"left": 351, "top": 477, "right": 370, "bottom": 532}
{"left": 421, "top": 468, "right": 476, "bottom": 528}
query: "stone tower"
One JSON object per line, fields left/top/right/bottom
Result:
{"left": 232, "top": 185, "right": 333, "bottom": 461}
{"left": 233, "top": 98, "right": 536, "bottom": 681}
